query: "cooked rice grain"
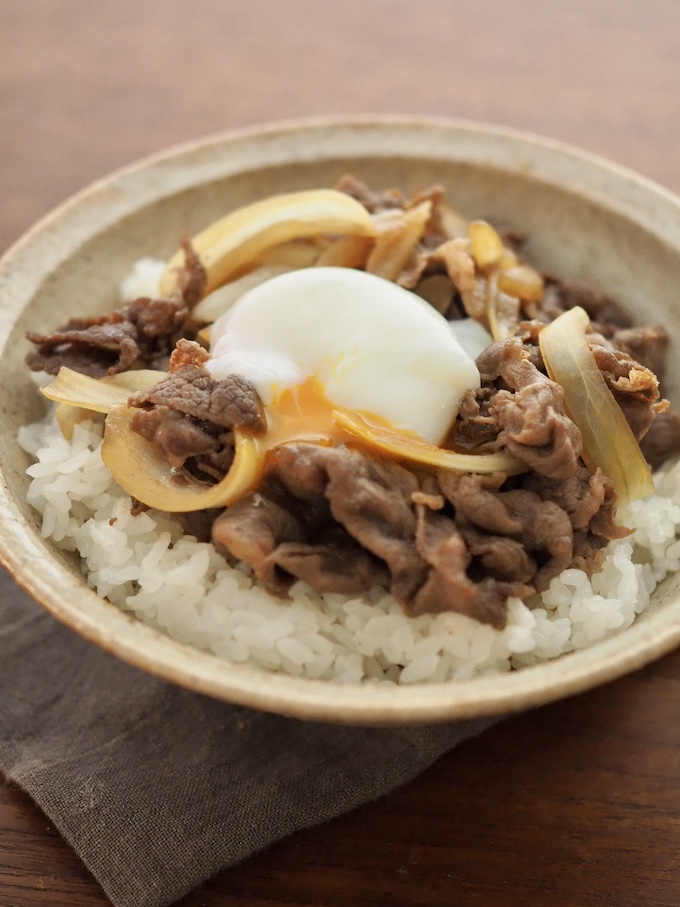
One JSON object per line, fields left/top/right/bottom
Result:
{"left": 18, "top": 413, "right": 680, "bottom": 684}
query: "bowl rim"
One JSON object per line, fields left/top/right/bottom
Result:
{"left": 2, "top": 113, "right": 680, "bottom": 725}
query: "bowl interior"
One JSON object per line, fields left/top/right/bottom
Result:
{"left": 2, "top": 117, "right": 680, "bottom": 724}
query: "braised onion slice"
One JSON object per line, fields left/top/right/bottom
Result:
{"left": 102, "top": 405, "right": 261, "bottom": 512}
{"left": 468, "top": 220, "right": 505, "bottom": 269}
{"left": 315, "top": 233, "right": 375, "bottom": 269}
{"left": 497, "top": 264, "right": 544, "bottom": 303}
{"left": 42, "top": 368, "right": 169, "bottom": 439}
{"left": 333, "top": 410, "right": 526, "bottom": 475}
{"left": 190, "top": 265, "right": 291, "bottom": 325}
{"left": 256, "top": 237, "right": 328, "bottom": 269}
{"left": 55, "top": 405, "right": 90, "bottom": 441}
{"left": 365, "top": 200, "right": 432, "bottom": 281}
{"left": 486, "top": 273, "right": 521, "bottom": 342}
{"left": 42, "top": 367, "right": 168, "bottom": 412}
{"left": 160, "top": 189, "right": 377, "bottom": 297}
{"left": 538, "top": 306, "right": 654, "bottom": 504}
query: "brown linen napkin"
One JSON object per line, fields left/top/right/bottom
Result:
{"left": 0, "top": 568, "right": 499, "bottom": 907}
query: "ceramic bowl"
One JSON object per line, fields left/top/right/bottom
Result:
{"left": 2, "top": 116, "right": 680, "bottom": 725}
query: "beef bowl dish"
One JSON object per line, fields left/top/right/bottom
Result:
{"left": 3, "top": 117, "right": 680, "bottom": 724}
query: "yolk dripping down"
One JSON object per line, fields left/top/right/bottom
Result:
{"left": 259, "top": 375, "right": 343, "bottom": 451}
{"left": 254, "top": 373, "right": 429, "bottom": 462}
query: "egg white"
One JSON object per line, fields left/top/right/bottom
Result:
{"left": 208, "top": 267, "right": 481, "bottom": 445}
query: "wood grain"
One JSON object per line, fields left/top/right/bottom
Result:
{"left": 2, "top": 1, "right": 680, "bottom": 904}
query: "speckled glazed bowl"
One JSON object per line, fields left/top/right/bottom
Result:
{"left": 2, "top": 117, "right": 680, "bottom": 725}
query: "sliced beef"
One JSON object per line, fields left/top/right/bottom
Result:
{"left": 451, "top": 386, "right": 500, "bottom": 451}
{"left": 437, "top": 471, "right": 574, "bottom": 591}
{"left": 455, "top": 524, "right": 537, "bottom": 584}
{"left": 128, "top": 351, "right": 264, "bottom": 478}
{"left": 410, "top": 184, "right": 450, "bottom": 248}
{"left": 475, "top": 328, "right": 668, "bottom": 479}
{"left": 130, "top": 406, "right": 218, "bottom": 469}
{"left": 458, "top": 275, "right": 488, "bottom": 322}
{"left": 169, "top": 337, "right": 210, "bottom": 371}
{"left": 25, "top": 241, "right": 206, "bottom": 378}
{"left": 640, "top": 410, "right": 680, "bottom": 471}
{"left": 173, "top": 237, "right": 207, "bottom": 307}
{"left": 593, "top": 323, "right": 669, "bottom": 379}
{"left": 264, "top": 443, "right": 341, "bottom": 502}
{"left": 26, "top": 297, "right": 188, "bottom": 378}
{"left": 539, "top": 278, "right": 633, "bottom": 328}
{"left": 398, "top": 247, "right": 442, "bottom": 291}
{"left": 522, "top": 465, "right": 626, "bottom": 537}
{"left": 401, "top": 237, "right": 475, "bottom": 292}
{"left": 25, "top": 313, "right": 141, "bottom": 377}
{"left": 270, "top": 535, "right": 391, "bottom": 596}
{"left": 588, "top": 336, "right": 664, "bottom": 441}
{"left": 409, "top": 506, "right": 478, "bottom": 616}
{"left": 513, "top": 466, "right": 629, "bottom": 574}
{"left": 265, "top": 443, "right": 429, "bottom": 606}
{"left": 588, "top": 477, "right": 629, "bottom": 541}
{"left": 319, "top": 446, "right": 430, "bottom": 605}
{"left": 478, "top": 327, "right": 668, "bottom": 470}
{"left": 437, "top": 471, "right": 515, "bottom": 533}
{"left": 212, "top": 465, "right": 389, "bottom": 598}
{"left": 335, "top": 174, "right": 406, "bottom": 213}
{"left": 192, "top": 439, "right": 236, "bottom": 483}
{"left": 212, "top": 492, "right": 310, "bottom": 597}
{"left": 570, "top": 531, "right": 607, "bottom": 575}
{"left": 129, "top": 367, "right": 265, "bottom": 433}
{"left": 476, "top": 337, "right": 539, "bottom": 383}
{"left": 486, "top": 340, "right": 582, "bottom": 480}
{"left": 410, "top": 505, "right": 531, "bottom": 626}
{"left": 336, "top": 175, "right": 453, "bottom": 256}
{"left": 213, "top": 442, "right": 513, "bottom": 625}
{"left": 211, "top": 440, "right": 624, "bottom": 628}
{"left": 537, "top": 278, "right": 669, "bottom": 420}
{"left": 126, "top": 298, "right": 188, "bottom": 346}
{"left": 129, "top": 402, "right": 235, "bottom": 481}
{"left": 512, "top": 321, "right": 546, "bottom": 371}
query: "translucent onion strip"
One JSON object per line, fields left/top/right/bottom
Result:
{"left": 41, "top": 367, "right": 168, "bottom": 412}
{"left": 55, "top": 404, "right": 88, "bottom": 440}
{"left": 365, "top": 201, "right": 432, "bottom": 281}
{"left": 44, "top": 368, "right": 168, "bottom": 438}
{"left": 159, "top": 189, "right": 377, "bottom": 297}
{"left": 315, "top": 233, "right": 375, "bottom": 269}
{"left": 102, "top": 406, "right": 262, "bottom": 512}
{"left": 468, "top": 220, "right": 505, "bottom": 269}
{"left": 438, "top": 201, "right": 469, "bottom": 239}
{"left": 256, "top": 237, "right": 328, "bottom": 269}
{"left": 497, "top": 264, "right": 544, "bottom": 303}
{"left": 333, "top": 410, "right": 526, "bottom": 475}
{"left": 190, "top": 265, "right": 292, "bottom": 325}
{"left": 538, "top": 306, "right": 654, "bottom": 504}
{"left": 486, "top": 273, "right": 521, "bottom": 342}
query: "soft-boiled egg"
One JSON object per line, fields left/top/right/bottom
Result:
{"left": 207, "top": 266, "right": 481, "bottom": 445}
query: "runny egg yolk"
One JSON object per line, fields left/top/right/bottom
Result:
{"left": 208, "top": 266, "right": 482, "bottom": 448}
{"left": 262, "top": 375, "right": 344, "bottom": 450}
{"left": 257, "top": 373, "right": 429, "bottom": 459}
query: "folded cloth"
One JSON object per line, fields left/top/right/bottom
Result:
{"left": 0, "top": 569, "right": 499, "bottom": 907}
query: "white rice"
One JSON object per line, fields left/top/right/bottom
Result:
{"left": 18, "top": 411, "right": 680, "bottom": 685}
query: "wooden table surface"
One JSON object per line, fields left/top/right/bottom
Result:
{"left": 2, "top": 2, "right": 680, "bottom": 905}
